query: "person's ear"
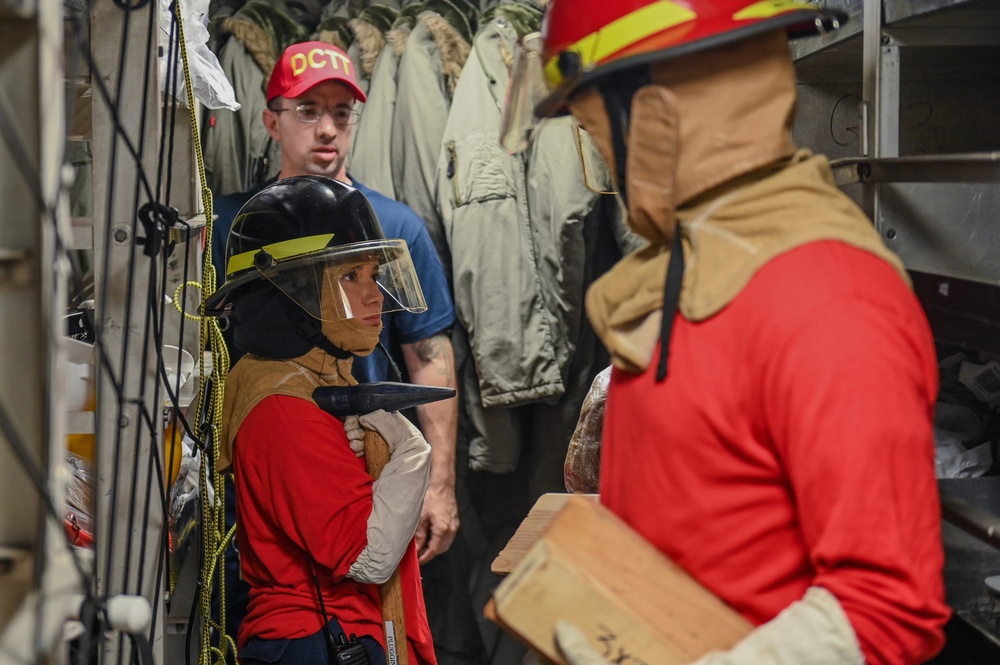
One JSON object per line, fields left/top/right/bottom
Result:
{"left": 262, "top": 106, "right": 282, "bottom": 141}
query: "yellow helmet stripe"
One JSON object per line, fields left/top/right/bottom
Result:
{"left": 734, "top": 1, "right": 818, "bottom": 21}
{"left": 544, "top": 1, "right": 697, "bottom": 89}
{"left": 227, "top": 233, "right": 335, "bottom": 275}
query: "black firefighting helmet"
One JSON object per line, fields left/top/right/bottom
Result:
{"left": 205, "top": 176, "right": 426, "bottom": 358}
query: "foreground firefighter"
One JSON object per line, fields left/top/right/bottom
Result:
{"left": 503, "top": 2, "right": 951, "bottom": 664}
{"left": 206, "top": 175, "right": 437, "bottom": 665}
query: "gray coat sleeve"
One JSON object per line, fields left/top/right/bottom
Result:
{"left": 391, "top": 13, "right": 468, "bottom": 265}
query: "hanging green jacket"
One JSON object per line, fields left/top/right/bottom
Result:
{"left": 348, "top": 1, "right": 425, "bottom": 197}
{"left": 390, "top": 0, "right": 479, "bottom": 265}
{"left": 436, "top": 1, "right": 638, "bottom": 471}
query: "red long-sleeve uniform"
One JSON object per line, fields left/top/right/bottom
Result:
{"left": 600, "top": 241, "right": 950, "bottom": 665}
{"left": 233, "top": 395, "right": 436, "bottom": 665}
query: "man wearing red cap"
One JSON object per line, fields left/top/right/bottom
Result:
{"left": 259, "top": 41, "right": 368, "bottom": 181}
{"left": 211, "top": 40, "right": 459, "bottom": 664}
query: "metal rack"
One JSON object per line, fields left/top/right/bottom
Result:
{"left": 84, "top": 1, "right": 205, "bottom": 661}
{"left": 793, "top": 0, "right": 1000, "bottom": 284}
{"left": 2, "top": 1, "right": 205, "bottom": 662}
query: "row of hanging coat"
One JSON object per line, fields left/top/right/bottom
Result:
{"left": 202, "top": 0, "right": 642, "bottom": 482}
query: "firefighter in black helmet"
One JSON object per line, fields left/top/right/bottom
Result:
{"left": 207, "top": 176, "right": 439, "bottom": 665}
{"left": 206, "top": 174, "right": 426, "bottom": 361}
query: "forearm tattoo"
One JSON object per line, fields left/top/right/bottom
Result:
{"left": 411, "top": 333, "right": 455, "bottom": 385}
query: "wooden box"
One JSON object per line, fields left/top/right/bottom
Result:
{"left": 487, "top": 495, "right": 751, "bottom": 664}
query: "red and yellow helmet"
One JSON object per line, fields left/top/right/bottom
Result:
{"left": 538, "top": 0, "right": 844, "bottom": 116}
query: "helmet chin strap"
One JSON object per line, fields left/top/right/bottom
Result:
{"left": 656, "top": 233, "right": 685, "bottom": 382}
{"left": 288, "top": 305, "right": 353, "bottom": 360}
{"left": 597, "top": 68, "right": 650, "bottom": 209}
{"left": 377, "top": 340, "right": 404, "bottom": 382}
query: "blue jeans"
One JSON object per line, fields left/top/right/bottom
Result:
{"left": 238, "top": 618, "right": 385, "bottom": 665}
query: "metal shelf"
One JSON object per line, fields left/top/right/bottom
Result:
{"left": 830, "top": 152, "right": 1000, "bottom": 185}
{"left": 792, "top": 0, "right": 1000, "bottom": 289}
{"left": 937, "top": 477, "right": 1000, "bottom": 661}
{"left": 791, "top": 0, "right": 863, "bottom": 66}
{"left": 792, "top": 0, "right": 1000, "bottom": 64}
{"left": 884, "top": 0, "right": 1000, "bottom": 26}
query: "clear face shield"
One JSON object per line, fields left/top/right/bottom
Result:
{"left": 253, "top": 239, "right": 427, "bottom": 322}
{"left": 500, "top": 33, "right": 618, "bottom": 195}
{"left": 499, "top": 32, "right": 548, "bottom": 155}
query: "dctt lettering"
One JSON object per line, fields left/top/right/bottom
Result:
{"left": 290, "top": 48, "right": 352, "bottom": 78}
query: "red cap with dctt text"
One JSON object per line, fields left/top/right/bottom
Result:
{"left": 266, "top": 41, "right": 366, "bottom": 103}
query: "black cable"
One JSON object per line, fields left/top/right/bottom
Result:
{"left": 160, "top": 6, "right": 181, "bottom": 205}
{"left": 378, "top": 340, "right": 404, "bottom": 382}
{"left": 142, "top": 217, "right": 180, "bottom": 655}
{"left": 114, "top": 0, "right": 152, "bottom": 9}
{"left": 73, "top": 595, "right": 103, "bottom": 665}
{"left": 184, "top": 579, "right": 203, "bottom": 665}
{"left": 137, "top": 184, "right": 177, "bottom": 635}
{"left": 127, "top": 631, "right": 157, "bottom": 665}
{"left": 310, "top": 562, "right": 344, "bottom": 659}
{"left": 147, "top": 4, "right": 205, "bottom": 446}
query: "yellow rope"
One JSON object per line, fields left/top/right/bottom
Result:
{"left": 174, "top": 3, "right": 233, "bottom": 663}
{"left": 173, "top": 281, "right": 206, "bottom": 321}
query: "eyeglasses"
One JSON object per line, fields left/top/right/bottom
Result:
{"left": 273, "top": 104, "right": 360, "bottom": 127}
{"left": 574, "top": 124, "right": 617, "bottom": 195}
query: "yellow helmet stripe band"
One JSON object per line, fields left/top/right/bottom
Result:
{"left": 734, "top": 1, "right": 818, "bottom": 21}
{"left": 227, "top": 233, "right": 335, "bottom": 275}
{"left": 544, "top": 1, "right": 697, "bottom": 89}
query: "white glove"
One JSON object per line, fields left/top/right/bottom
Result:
{"left": 344, "top": 410, "right": 423, "bottom": 457}
{"left": 343, "top": 415, "right": 365, "bottom": 457}
{"left": 554, "top": 621, "right": 610, "bottom": 665}
{"left": 347, "top": 410, "right": 430, "bottom": 585}
{"left": 554, "top": 587, "right": 864, "bottom": 665}
{"left": 691, "top": 587, "right": 864, "bottom": 665}
{"left": 357, "top": 409, "right": 424, "bottom": 455}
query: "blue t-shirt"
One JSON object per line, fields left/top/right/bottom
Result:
{"left": 211, "top": 177, "right": 454, "bottom": 382}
